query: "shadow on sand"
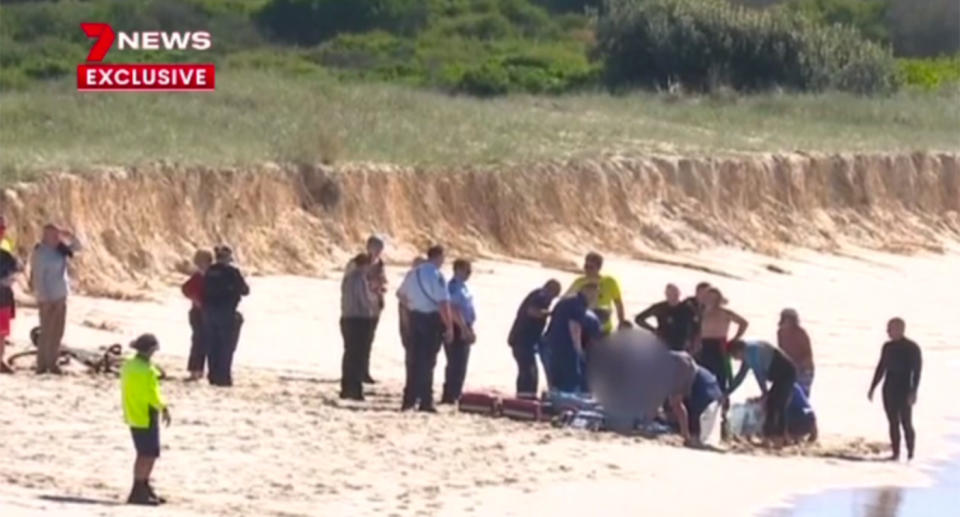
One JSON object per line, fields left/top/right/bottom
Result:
{"left": 39, "top": 495, "right": 120, "bottom": 507}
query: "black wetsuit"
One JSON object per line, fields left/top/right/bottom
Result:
{"left": 870, "top": 338, "right": 922, "bottom": 459}
{"left": 634, "top": 301, "right": 697, "bottom": 351}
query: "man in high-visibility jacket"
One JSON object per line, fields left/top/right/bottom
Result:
{"left": 121, "top": 334, "right": 172, "bottom": 506}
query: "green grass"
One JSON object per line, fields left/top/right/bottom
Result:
{"left": 0, "top": 70, "right": 957, "bottom": 182}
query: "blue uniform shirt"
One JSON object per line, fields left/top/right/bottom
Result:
{"left": 449, "top": 277, "right": 476, "bottom": 327}
{"left": 398, "top": 262, "right": 449, "bottom": 313}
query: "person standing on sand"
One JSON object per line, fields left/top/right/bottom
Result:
{"left": 777, "top": 308, "right": 814, "bottom": 396}
{"left": 441, "top": 259, "right": 477, "bottom": 404}
{"left": 563, "top": 252, "right": 628, "bottom": 335}
{"left": 869, "top": 318, "right": 922, "bottom": 461}
{"left": 507, "top": 279, "right": 561, "bottom": 397}
{"left": 29, "top": 223, "right": 83, "bottom": 375}
{"left": 339, "top": 253, "right": 379, "bottom": 401}
{"left": 728, "top": 339, "right": 798, "bottom": 446}
{"left": 397, "top": 245, "right": 454, "bottom": 412}
{"left": 398, "top": 256, "right": 426, "bottom": 351}
{"left": 634, "top": 283, "right": 698, "bottom": 352}
{"left": 121, "top": 334, "right": 172, "bottom": 506}
{"left": 541, "top": 282, "right": 601, "bottom": 393}
{"left": 696, "top": 287, "right": 748, "bottom": 394}
{"left": 0, "top": 216, "right": 21, "bottom": 374}
{"left": 347, "top": 235, "right": 387, "bottom": 385}
{"left": 182, "top": 250, "right": 213, "bottom": 381}
{"left": 202, "top": 246, "right": 249, "bottom": 387}
{"left": 683, "top": 281, "right": 711, "bottom": 353}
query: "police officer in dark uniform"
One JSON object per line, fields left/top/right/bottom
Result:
{"left": 202, "top": 245, "right": 249, "bottom": 387}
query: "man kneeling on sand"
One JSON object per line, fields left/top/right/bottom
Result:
{"left": 121, "top": 334, "right": 172, "bottom": 506}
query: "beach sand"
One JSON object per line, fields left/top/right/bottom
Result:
{"left": 1, "top": 247, "right": 958, "bottom": 516}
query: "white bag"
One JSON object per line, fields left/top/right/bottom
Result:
{"left": 699, "top": 400, "right": 722, "bottom": 446}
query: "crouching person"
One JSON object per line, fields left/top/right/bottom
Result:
{"left": 121, "top": 334, "right": 172, "bottom": 506}
{"left": 683, "top": 365, "right": 725, "bottom": 446}
{"left": 787, "top": 383, "right": 818, "bottom": 443}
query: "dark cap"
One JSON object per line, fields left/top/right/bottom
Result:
{"left": 130, "top": 333, "right": 159, "bottom": 353}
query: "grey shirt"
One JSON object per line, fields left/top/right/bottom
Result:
{"left": 30, "top": 239, "right": 83, "bottom": 303}
{"left": 341, "top": 266, "right": 378, "bottom": 319}
{"left": 591, "top": 329, "right": 697, "bottom": 430}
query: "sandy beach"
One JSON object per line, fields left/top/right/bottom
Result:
{"left": 1, "top": 247, "right": 959, "bottom": 516}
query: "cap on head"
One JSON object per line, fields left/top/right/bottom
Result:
{"left": 130, "top": 333, "right": 159, "bottom": 353}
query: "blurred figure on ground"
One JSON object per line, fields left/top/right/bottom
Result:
{"left": 542, "top": 282, "right": 601, "bottom": 393}
{"left": 397, "top": 245, "right": 454, "bottom": 412}
{"left": 634, "top": 283, "right": 699, "bottom": 352}
{"left": 0, "top": 215, "right": 21, "bottom": 374}
{"left": 29, "top": 223, "right": 83, "bottom": 375}
{"left": 564, "top": 252, "right": 628, "bottom": 335}
{"left": 347, "top": 235, "right": 387, "bottom": 384}
{"left": 441, "top": 259, "right": 476, "bottom": 404}
{"left": 339, "top": 253, "right": 379, "bottom": 401}
{"left": 590, "top": 329, "right": 698, "bottom": 445}
{"left": 202, "top": 245, "right": 249, "bottom": 387}
{"left": 181, "top": 249, "right": 213, "bottom": 381}
{"left": 728, "top": 339, "right": 798, "bottom": 447}
{"left": 696, "top": 288, "right": 748, "bottom": 394}
{"left": 121, "top": 334, "right": 171, "bottom": 506}
{"left": 869, "top": 318, "right": 922, "bottom": 461}
{"left": 778, "top": 308, "right": 814, "bottom": 396}
{"left": 507, "top": 279, "right": 561, "bottom": 397}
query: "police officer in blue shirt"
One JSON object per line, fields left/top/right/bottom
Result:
{"left": 397, "top": 245, "right": 455, "bottom": 412}
{"left": 441, "top": 259, "right": 476, "bottom": 404}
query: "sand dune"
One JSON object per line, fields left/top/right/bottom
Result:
{"left": 1, "top": 247, "right": 958, "bottom": 516}
{"left": 1, "top": 152, "right": 957, "bottom": 298}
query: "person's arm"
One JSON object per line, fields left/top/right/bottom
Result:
{"left": 569, "top": 319, "right": 584, "bottom": 357}
{"left": 562, "top": 278, "right": 581, "bottom": 298}
{"left": 868, "top": 343, "right": 888, "bottom": 400}
{"left": 236, "top": 269, "right": 250, "bottom": 296}
{"left": 610, "top": 278, "right": 626, "bottom": 327}
{"left": 798, "top": 329, "right": 813, "bottom": 369}
{"left": 727, "top": 309, "right": 748, "bottom": 342}
{"left": 64, "top": 232, "right": 83, "bottom": 252}
{"left": 911, "top": 344, "right": 922, "bottom": 400}
{"left": 728, "top": 360, "right": 749, "bottom": 394}
{"left": 753, "top": 361, "right": 768, "bottom": 397}
{"left": 633, "top": 303, "right": 659, "bottom": 333}
{"left": 669, "top": 395, "right": 692, "bottom": 442}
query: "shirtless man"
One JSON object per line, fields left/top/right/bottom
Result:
{"left": 778, "top": 308, "right": 814, "bottom": 396}
{"left": 696, "top": 288, "right": 748, "bottom": 394}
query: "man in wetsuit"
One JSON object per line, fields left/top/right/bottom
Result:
{"left": 868, "top": 318, "right": 922, "bottom": 461}
{"left": 634, "top": 283, "right": 698, "bottom": 351}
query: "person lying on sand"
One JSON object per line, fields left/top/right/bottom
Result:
{"left": 696, "top": 288, "right": 748, "bottom": 394}
{"left": 589, "top": 329, "right": 698, "bottom": 446}
{"left": 868, "top": 318, "right": 922, "bottom": 461}
{"left": 728, "top": 340, "right": 798, "bottom": 448}
{"left": 634, "top": 283, "right": 698, "bottom": 352}
{"left": 121, "top": 334, "right": 172, "bottom": 506}
{"left": 778, "top": 308, "right": 814, "bottom": 396}
{"left": 507, "top": 279, "right": 561, "bottom": 398}
{"left": 563, "top": 252, "right": 628, "bottom": 335}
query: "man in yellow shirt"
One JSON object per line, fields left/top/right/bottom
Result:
{"left": 121, "top": 334, "right": 172, "bottom": 506}
{"left": 564, "top": 252, "right": 627, "bottom": 335}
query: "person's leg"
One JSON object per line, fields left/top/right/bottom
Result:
{"left": 444, "top": 334, "right": 471, "bottom": 402}
{"left": 186, "top": 308, "right": 205, "bottom": 378}
{"left": 35, "top": 301, "right": 51, "bottom": 373}
{"left": 401, "top": 326, "right": 417, "bottom": 409}
{"left": 47, "top": 298, "right": 67, "bottom": 373}
{"left": 0, "top": 307, "right": 9, "bottom": 373}
{"left": 883, "top": 389, "right": 902, "bottom": 460}
{"left": 222, "top": 312, "right": 244, "bottom": 386}
{"left": 340, "top": 318, "right": 365, "bottom": 399}
{"left": 513, "top": 345, "right": 538, "bottom": 397}
{"left": 417, "top": 314, "right": 443, "bottom": 411}
{"left": 362, "top": 316, "right": 379, "bottom": 383}
{"left": 404, "top": 313, "right": 428, "bottom": 409}
{"left": 205, "top": 310, "right": 227, "bottom": 386}
{"left": 441, "top": 337, "right": 456, "bottom": 403}
{"left": 902, "top": 400, "right": 916, "bottom": 460}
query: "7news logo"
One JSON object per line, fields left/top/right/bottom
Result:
{"left": 78, "top": 23, "right": 215, "bottom": 92}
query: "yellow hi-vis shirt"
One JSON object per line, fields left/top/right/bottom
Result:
{"left": 564, "top": 275, "right": 623, "bottom": 334}
{"left": 121, "top": 356, "right": 166, "bottom": 429}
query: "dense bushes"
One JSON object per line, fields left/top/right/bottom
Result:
{"left": 596, "top": 0, "right": 898, "bottom": 93}
{"left": 897, "top": 57, "right": 960, "bottom": 92}
{"left": 254, "top": 0, "right": 429, "bottom": 45}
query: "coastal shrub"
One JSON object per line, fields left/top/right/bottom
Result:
{"left": 897, "top": 57, "right": 960, "bottom": 92}
{"left": 596, "top": 0, "right": 898, "bottom": 93}
{"left": 456, "top": 46, "right": 599, "bottom": 95}
{"left": 255, "top": 0, "right": 430, "bottom": 45}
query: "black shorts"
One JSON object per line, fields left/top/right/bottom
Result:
{"left": 130, "top": 412, "right": 160, "bottom": 458}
